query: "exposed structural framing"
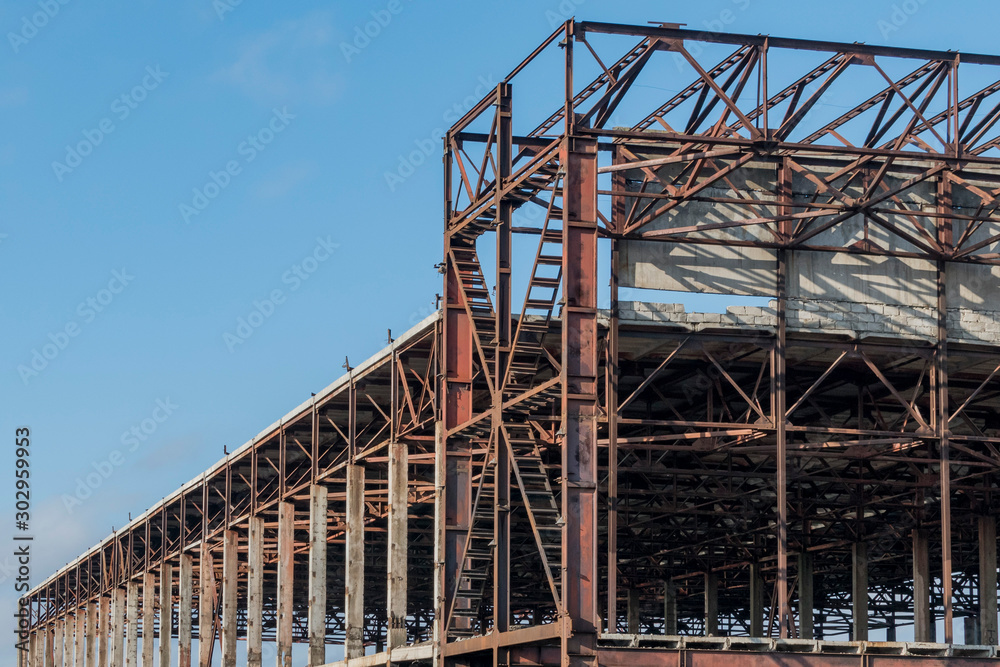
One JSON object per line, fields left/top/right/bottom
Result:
{"left": 19, "top": 19, "right": 1000, "bottom": 667}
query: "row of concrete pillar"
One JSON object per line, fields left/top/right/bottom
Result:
{"left": 23, "top": 449, "right": 408, "bottom": 667}
{"left": 631, "top": 519, "right": 997, "bottom": 643}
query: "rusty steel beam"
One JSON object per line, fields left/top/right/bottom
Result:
{"left": 560, "top": 127, "right": 600, "bottom": 665}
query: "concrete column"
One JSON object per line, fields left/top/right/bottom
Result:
{"left": 158, "top": 564, "right": 172, "bottom": 667}
{"left": 980, "top": 516, "right": 998, "bottom": 645}
{"left": 98, "top": 596, "right": 109, "bottom": 667}
{"left": 345, "top": 464, "right": 366, "bottom": 659}
{"left": 45, "top": 626, "right": 54, "bottom": 667}
{"left": 54, "top": 618, "right": 64, "bottom": 667}
{"left": 76, "top": 610, "right": 86, "bottom": 667}
{"left": 276, "top": 501, "right": 294, "bottom": 667}
{"left": 798, "top": 552, "right": 814, "bottom": 640}
{"left": 307, "top": 485, "right": 328, "bottom": 666}
{"left": 125, "top": 581, "right": 138, "bottom": 667}
{"left": 85, "top": 602, "right": 97, "bottom": 667}
{"left": 64, "top": 616, "right": 73, "bottom": 667}
{"left": 964, "top": 616, "right": 980, "bottom": 645}
{"left": 627, "top": 588, "right": 640, "bottom": 634}
{"left": 387, "top": 441, "right": 408, "bottom": 650}
{"left": 750, "top": 564, "right": 764, "bottom": 637}
{"left": 247, "top": 517, "right": 264, "bottom": 667}
{"left": 178, "top": 554, "right": 193, "bottom": 667}
{"left": 220, "top": 530, "right": 238, "bottom": 667}
{"left": 27, "top": 630, "right": 36, "bottom": 667}
{"left": 913, "top": 529, "right": 932, "bottom": 642}
{"left": 141, "top": 572, "right": 155, "bottom": 667}
{"left": 704, "top": 572, "right": 718, "bottom": 637}
{"left": 197, "top": 545, "right": 215, "bottom": 667}
{"left": 110, "top": 588, "right": 124, "bottom": 667}
{"left": 663, "top": 581, "right": 677, "bottom": 635}
{"left": 852, "top": 542, "right": 868, "bottom": 641}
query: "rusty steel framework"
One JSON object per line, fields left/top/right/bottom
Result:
{"left": 18, "top": 19, "right": 1000, "bottom": 667}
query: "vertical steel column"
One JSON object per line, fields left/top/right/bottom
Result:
{"left": 247, "top": 517, "right": 264, "bottom": 667}
{"left": 936, "top": 174, "right": 954, "bottom": 644}
{"left": 141, "top": 573, "right": 154, "bottom": 667}
{"left": 221, "top": 531, "right": 237, "bottom": 667}
{"left": 276, "top": 502, "right": 294, "bottom": 667}
{"left": 775, "top": 158, "right": 791, "bottom": 638}
{"left": 852, "top": 542, "right": 868, "bottom": 641}
{"left": 439, "top": 93, "right": 473, "bottom": 659}
{"left": 626, "top": 589, "right": 640, "bottom": 634}
{"left": 442, "top": 265, "right": 473, "bottom": 643}
{"left": 750, "top": 564, "right": 764, "bottom": 637}
{"left": 980, "top": 516, "right": 998, "bottom": 644}
{"left": 345, "top": 464, "right": 366, "bottom": 659}
{"left": 432, "top": 419, "right": 446, "bottom": 667}
{"left": 109, "top": 589, "right": 124, "bottom": 667}
{"left": 98, "top": 595, "right": 109, "bottom": 667}
{"left": 560, "top": 127, "right": 599, "bottom": 666}
{"left": 308, "top": 485, "right": 328, "bottom": 666}
{"left": 493, "top": 80, "right": 512, "bottom": 645}
{"left": 158, "top": 564, "right": 172, "bottom": 667}
{"left": 178, "top": 555, "right": 193, "bottom": 667}
{"left": 607, "top": 146, "right": 623, "bottom": 634}
{"left": 197, "top": 546, "right": 214, "bottom": 667}
{"left": 798, "top": 551, "right": 814, "bottom": 640}
{"left": 663, "top": 581, "right": 677, "bottom": 636}
{"left": 913, "top": 529, "right": 932, "bottom": 642}
{"left": 125, "top": 581, "right": 138, "bottom": 667}
{"left": 387, "top": 440, "right": 409, "bottom": 649}
{"left": 704, "top": 573, "right": 718, "bottom": 637}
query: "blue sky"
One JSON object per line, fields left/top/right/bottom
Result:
{"left": 2, "top": 0, "right": 997, "bottom": 661}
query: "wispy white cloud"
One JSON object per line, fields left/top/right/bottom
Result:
{"left": 215, "top": 10, "right": 343, "bottom": 104}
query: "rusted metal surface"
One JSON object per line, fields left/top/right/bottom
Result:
{"left": 19, "top": 19, "right": 1000, "bottom": 667}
